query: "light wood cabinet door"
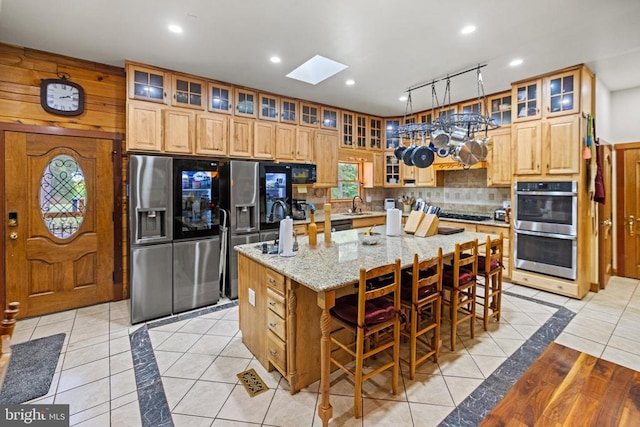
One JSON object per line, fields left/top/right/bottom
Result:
{"left": 384, "top": 152, "right": 401, "bottom": 187}
{"left": 229, "top": 117, "right": 253, "bottom": 157}
{"left": 544, "top": 69, "right": 580, "bottom": 118}
{"left": 300, "top": 102, "right": 320, "bottom": 127}
{"left": 296, "top": 127, "right": 313, "bottom": 162}
{"left": 280, "top": 98, "right": 298, "bottom": 124}
{"left": 313, "top": 130, "right": 338, "bottom": 187}
{"left": 486, "top": 128, "right": 512, "bottom": 187}
{"left": 369, "top": 117, "right": 382, "bottom": 150}
{"left": 512, "top": 121, "right": 542, "bottom": 175}
{"left": 487, "top": 92, "right": 512, "bottom": 127}
{"left": 163, "top": 109, "right": 194, "bottom": 154}
{"left": 373, "top": 152, "right": 384, "bottom": 187}
{"left": 355, "top": 114, "right": 368, "bottom": 149}
{"left": 127, "top": 101, "right": 162, "bottom": 152}
{"left": 341, "top": 111, "right": 355, "bottom": 148}
{"left": 259, "top": 93, "right": 279, "bottom": 121}
{"left": 254, "top": 121, "right": 275, "bottom": 160}
{"left": 544, "top": 115, "right": 580, "bottom": 175}
{"left": 321, "top": 107, "right": 339, "bottom": 130}
{"left": 196, "top": 113, "right": 228, "bottom": 156}
{"left": 512, "top": 79, "right": 542, "bottom": 122}
{"left": 384, "top": 119, "right": 401, "bottom": 150}
{"left": 402, "top": 163, "right": 415, "bottom": 181}
{"left": 127, "top": 63, "right": 169, "bottom": 104}
{"left": 208, "top": 82, "right": 233, "bottom": 114}
{"left": 275, "top": 123, "right": 296, "bottom": 160}
{"left": 234, "top": 87, "right": 257, "bottom": 118}
{"left": 416, "top": 165, "right": 440, "bottom": 187}
{"left": 171, "top": 74, "right": 205, "bottom": 110}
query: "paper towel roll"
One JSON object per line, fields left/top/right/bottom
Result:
{"left": 279, "top": 217, "right": 295, "bottom": 257}
{"left": 386, "top": 208, "right": 402, "bottom": 236}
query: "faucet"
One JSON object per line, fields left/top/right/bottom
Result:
{"left": 269, "top": 199, "right": 288, "bottom": 222}
{"left": 352, "top": 195, "right": 363, "bottom": 213}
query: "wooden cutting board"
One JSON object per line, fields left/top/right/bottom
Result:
{"left": 403, "top": 210, "right": 425, "bottom": 234}
{"left": 415, "top": 214, "right": 439, "bottom": 237}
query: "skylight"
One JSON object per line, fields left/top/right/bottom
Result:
{"left": 286, "top": 55, "right": 348, "bottom": 85}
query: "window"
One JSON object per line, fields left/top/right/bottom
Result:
{"left": 330, "top": 162, "right": 360, "bottom": 200}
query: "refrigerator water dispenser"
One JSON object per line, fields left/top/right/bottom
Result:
{"left": 235, "top": 205, "right": 256, "bottom": 232}
{"left": 136, "top": 208, "right": 167, "bottom": 243}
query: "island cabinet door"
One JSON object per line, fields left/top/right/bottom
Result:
{"left": 237, "top": 254, "right": 269, "bottom": 368}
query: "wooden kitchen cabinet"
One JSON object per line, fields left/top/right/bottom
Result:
{"left": 341, "top": 111, "right": 355, "bottom": 148}
{"left": 171, "top": 74, "right": 205, "bottom": 110}
{"left": 208, "top": 82, "right": 233, "bottom": 114}
{"left": 253, "top": 121, "right": 275, "bottom": 160}
{"left": 487, "top": 92, "right": 512, "bottom": 127}
{"left": 544, "top": 69, "right": 581, "bottom": 118}
{"left": 384, "top": 119, "right": 401, "bottom": 150}
{"left": 321, "top": 107, "right": 339, "bottom": 130}
{"left": 313, "top": 130, "right": 338, "bottom": 187}
{"left": 280, "top": 98, "right": 298, "bottom": 124}
{"left": 259, "top": 93, "right": 279, "bottom": 121}
{"left": 163, "top": 108, "right": 194, "bottom": 154}
{"left": 234, "top": 87, "right": 257, "bottom": 118}
{"left": 486, "top": 127, "right": 512, "bottom": 187}
{"left": 512, "top": 79, "right": 542, "bottom": 122}
{"left": 416, "top": 164, "right": 442, "bottom": 187}
{"left": 127, "top": 63, "right": 169, "bottom": 104}
{"left": 369, "top": 117, "right": 382, "bottom": 150}
{"left": 229, "top": 116, "right": 253, "bottom": 157}
{"left": 275, "top": 123, "right": 296, "bottom": 160}
{"left": 401, "top": 162, "right": 416, "bottom": 183}
{"left": 355, "top": 114, "right": 368, "bottom": 149}
{"left": 127, "top": 101, "right": 162, "bottom": 152}
{"left": 384, "top": 152, "right": 402, "bottom": 187}
{"left": 512, "top": 121, "right": 542, "bottom": 175}
{"left": 296, "top": 127, "right": 313, "bottom": 162}
{"left": 195, "top": 112, "right": 228, "bottom": 156}
{"left": 373, "top": 152, "right": 384, "bottom": 187}
{"left": 300, "top": 102, "right": 319, "bottom": 127}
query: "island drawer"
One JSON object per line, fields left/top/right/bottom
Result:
{"left": 267, "top": 331, "right": 286, "bottom": 373}
{"left": 267, "top": 288, "right": 286, "bottom": 318}
{"left": 266, "top": 269, "right": 285, "bottom": 294}
{"left": 267, "top": 308, "right": 286, "bottom": 340}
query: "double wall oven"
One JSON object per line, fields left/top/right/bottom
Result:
{"left": 514, "top": 181, "right": 578, "bottom": 280}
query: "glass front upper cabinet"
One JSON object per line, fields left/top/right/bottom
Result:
{"left": 172, "top": 75, "right": 204, "bottom": 109}
{"left": 545, "top": 70, "right": 580, "bottom": 117}
{"left": 259, "top": 93, "right": 279, "bottom": 121}
{"left": 356, "top": 115, "right": 367, "bottom": 149}
{"left": 129, "top": 65, "right": 167, "bottom": 103}
{"left": 208, "top": 82, "right": 233, "bottom": 114}
{"left": 280, "top": 98, "right": 298, "bottom": 123}
{"left": 488, "top": 92, "right": 512, "bottom": 126}
{"left": 513, "top": 79, "right": 541, "bottom": 121}
{"left": 384, "top": 119, "right": 400, "bottom": 149}
{"left": 300, "top": 102, "right": 319, "bottom": 127}
{"left": 342, "top": 111, "right": 354, "bottom": 148}
{"left": 369, "top": 118, "right": 382, "bottom": 150}
{"left": 321, "top": 107, "right": 338, "bottom": 130}
{"left": 234, "top": 87, "right": 256, "bottom": 117}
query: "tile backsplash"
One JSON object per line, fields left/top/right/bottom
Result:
{"left": 293, "top": 169, "right": 511, "bottom": 216}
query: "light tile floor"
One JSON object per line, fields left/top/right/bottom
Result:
{"left": 12, "top": 277, "right": 640, "bottom": 426}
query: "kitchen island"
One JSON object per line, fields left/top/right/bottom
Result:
{"left": 234, "top": 227, "right": 498, "bottom": 426}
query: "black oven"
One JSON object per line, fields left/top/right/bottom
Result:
{"left": 513, "top": 181, "right": 578, "bottom": 280}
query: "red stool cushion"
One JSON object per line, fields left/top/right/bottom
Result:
{"left": 331, "top": 294, "right": 396, "bottom": 326}
{"left": 478, "top": 255, "right": 500, "bottom": 271}
{"left": 442, "top": 264, "right": 475, "bottom": 287}
{"left": 401, "top": 268, "right": 438, "bottom": 301}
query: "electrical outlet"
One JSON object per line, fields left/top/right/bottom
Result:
{"left": 248, "top": 288, "right": 255, "bottom": 306}
{"left": 366, "top": 195, "right": 372, "bottom": 202}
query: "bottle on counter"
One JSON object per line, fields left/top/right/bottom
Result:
{"left": 308, "top": 210, "right": 317, "bottom": 246}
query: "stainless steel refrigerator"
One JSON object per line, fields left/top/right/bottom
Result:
{"left": 129, "top": 155, "right": 221, "bottom": 324}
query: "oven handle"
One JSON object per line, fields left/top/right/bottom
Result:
{"left": 515, "top": 190, "right": 577, "bottom": 197}
{"left": 515, "top": 229, "right": 577, "bottom": 240}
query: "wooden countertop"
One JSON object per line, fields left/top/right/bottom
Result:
{"left": 234, "top": 227, "right": 497, "bottom": 293}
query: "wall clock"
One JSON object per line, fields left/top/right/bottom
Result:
{"left": 40, "top": 77, "right": 85, "bottom": 116}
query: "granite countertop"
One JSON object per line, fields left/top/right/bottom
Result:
{"left": 234, "top": 227, "right": 498, "bottom": 293}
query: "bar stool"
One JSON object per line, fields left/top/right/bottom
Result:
{"left": 477, "top": 233, "right": 504, "bottom": 331}
{"left": 442, "top": 239, "right": 478, "bottom": 351}
{"left": 330, "top": 259, "right": 401, "bottom": 418}
{"left": 400, "top": 249, "right": 443, "bottom": 380}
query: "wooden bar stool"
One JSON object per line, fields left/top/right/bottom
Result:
{"left": 330, "top": 259, "right": 401, "bottom": 418}
{"left": 477, "top": 233, "right": 504, "bottom": 331}
{"left": 400, "top": 249, "right": 443, "bottom": 380}
{"left": 442, "top": 239, "right": 478, "bottom": 351}
{"left": 0, "top": 302, "right": 20, "bottom": 338}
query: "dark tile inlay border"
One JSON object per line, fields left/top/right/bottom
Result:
{"left": 438, "top": 291, "right": 576, "bottom": 426}
{"left": 130, "top": 300, "right": 238, "bottom": 427}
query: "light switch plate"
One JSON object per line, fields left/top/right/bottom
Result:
{"left": 248, "top": 288, "right": 256, "bottom": 306}
{"left": 366, "top": 195, "right": 372, "bottom": 202}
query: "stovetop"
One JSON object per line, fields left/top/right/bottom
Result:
{"left": 438, "top": 213, "right": 492, "bottom": 222}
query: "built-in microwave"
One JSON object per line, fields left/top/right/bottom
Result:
{"left": 290, "top": 163, "right": 316, "bottom": 184}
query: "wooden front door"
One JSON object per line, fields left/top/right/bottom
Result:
{"left": 617, "top": 144, "right": 640, "bottom": 278}
{"left": 597, "top": 144, "right": 613, "bottom": 288}
{"left": 4, "top": 132, "right": 114, "bottom": 317}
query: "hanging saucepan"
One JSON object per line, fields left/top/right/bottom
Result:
{"left": 394, "top": 145, "right": 406, "bottom": 161}
{"left": 449, "top": 126, "right": 468, "bottom": 144}
{"left": 402, "top": 144, "right": 417, "bottom": 166}
{"left": 455, "top": 138, "right": 484, "bottom": 166}
{"left": 477, "top": 138, "right": 489, "bottom": 162}
{"left": 435, "top": 146, "right": 450, "bottom": 158}
{"left": 430, "top": 129, "right": 450, "bottom": 150}
{"left": 411, "top": 145, "right": 435, "bottom": 168}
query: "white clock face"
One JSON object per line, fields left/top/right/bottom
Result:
{"left": 47, "top": 83, "right": 80, "bottom": 112}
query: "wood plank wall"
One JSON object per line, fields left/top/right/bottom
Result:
{"left": 0, "top": 43, "right": 131, "bottom": 298}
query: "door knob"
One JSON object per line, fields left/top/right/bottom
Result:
{"left": 9, "top": 232, "right": 18, "bottom": 240}
{"left": 600, "top": 219, "right": 612, "bottom": 227}
{"left": 628, "top": 215, "right": 635, "bottom": 236}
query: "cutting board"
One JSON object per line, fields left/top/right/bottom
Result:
{"left": 415, "top": 214, "right": 439, "bottom": 237}
{"left": 437, "top": 225, "right": 465, "bottom": 235}
{"left": 404, "top": 210, "right": 425, "bottom": 234}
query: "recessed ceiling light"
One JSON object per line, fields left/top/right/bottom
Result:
{"left": 461, "top": 25, "right": 476, "bottom": 35}
{"left": 168, "top": 24, "right": 183, "bottom": 34}
{"left": 270, "top": 56, "right": 281, "bottom": 63}
{"left": 399, "top": 96, "right": 408, "bottom": 102}
{"left": 286, "top": 55, "right": 348, "bottom": 85}
{"left": 345, "top": 79, "right": 355, "bottom": 86}
{"left": 510, "top": 58, "right": 524, "bottom": 67}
